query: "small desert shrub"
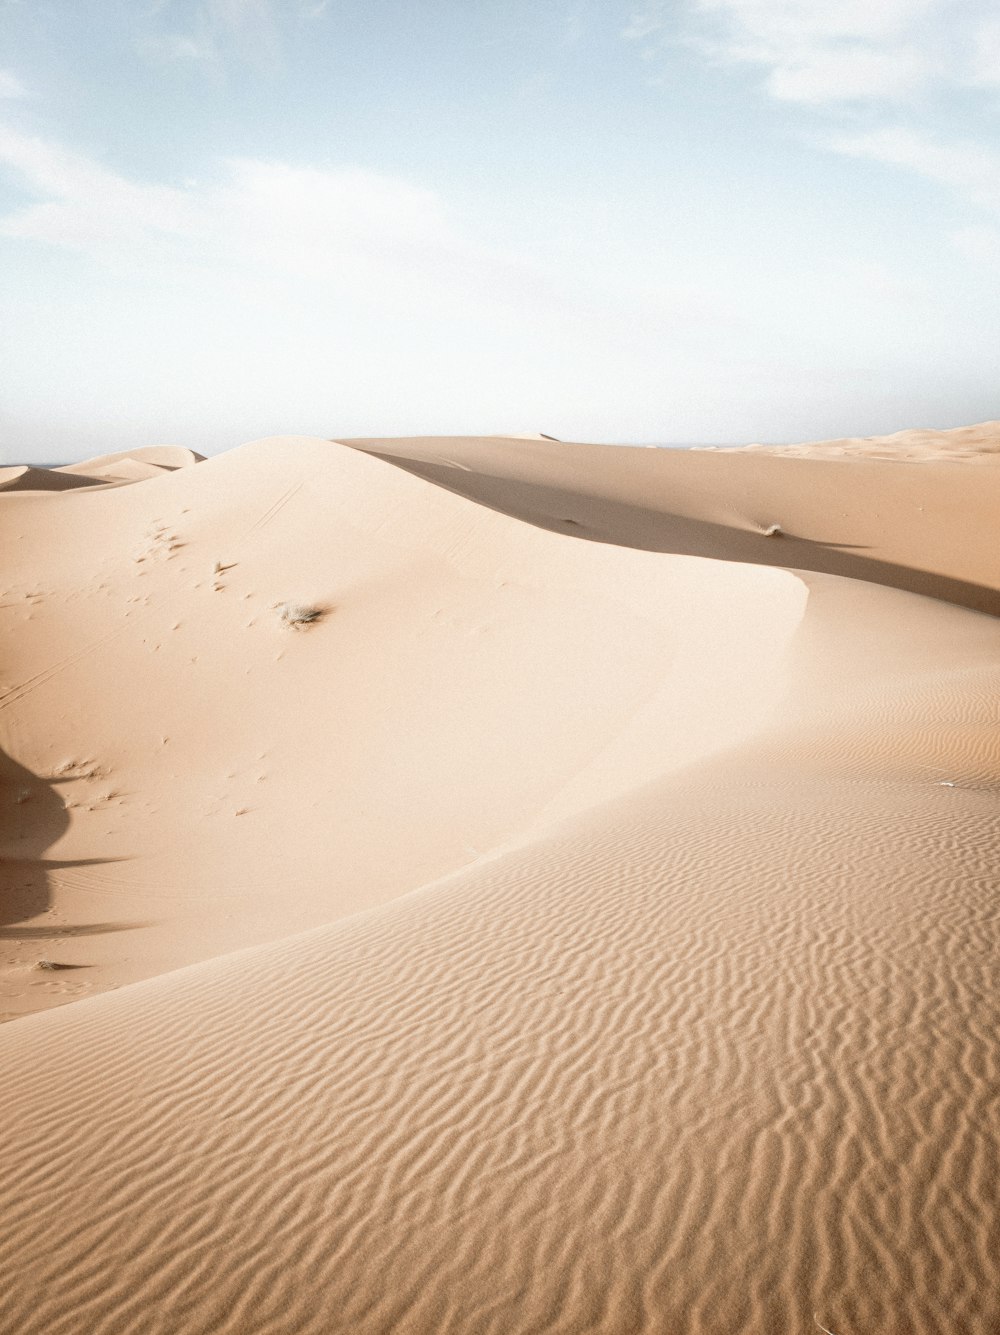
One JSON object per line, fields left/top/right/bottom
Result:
{"left": 276, "top": 602, "right": 323, "bottom": 627}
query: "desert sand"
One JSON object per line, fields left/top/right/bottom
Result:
{"left": 1, "top": 424, "right": 998, "bottom": 1333}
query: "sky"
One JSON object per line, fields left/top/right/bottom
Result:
{"left": 1, "top": 0, "right": 999, "bottom": 461}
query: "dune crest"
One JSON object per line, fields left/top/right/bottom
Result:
{"left": 345, "top": 432, "right": 1000, "bottom": 614}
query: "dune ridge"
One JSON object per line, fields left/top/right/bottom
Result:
{"left": 344, "top": 432, "right": 1000, "bottom": 614}
{"left": 1, "top": 446, "right": 203, "bottom": 493}
{"left": 2, "top": 430, "right": 999, "bottom": 1333}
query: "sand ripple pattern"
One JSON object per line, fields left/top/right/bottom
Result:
{"left": 2, "top": 726, "right": 999, "bottom": 1334}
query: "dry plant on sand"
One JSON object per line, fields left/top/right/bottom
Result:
{"left": 275, "top": 602, "right": 323, "bottom": 627}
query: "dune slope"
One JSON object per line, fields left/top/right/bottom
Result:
{"left": 345, "top": 432, "right": 1000, "bottom": 614}
{"left": 2, "top": 432, "right": 999, "bottom": 1334}
{"left": 2, "top": 566, "right": 999, "bottom": 1334}
{"left": 1, "top": 437, "right": 804, "bottom": 1014}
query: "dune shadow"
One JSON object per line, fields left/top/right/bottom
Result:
{"left": 0, "top": 749, "right": 136, "bottom": 938}
{"left": 0, "top": 920, "right": 146, "bottom": 941}
{"left": 364, "top": 452, "right": 999, "bottom": 616}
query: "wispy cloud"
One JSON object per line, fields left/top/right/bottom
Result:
{"left": 623, "top": 2, "right": 1000, "bottom": 268}
{"left": 0, "top": 121, "right": 769, "bottom": 448}
{"left": 635, "top": 0, "right": 949, "bottom": 105}
{"left": 762, "top": 43, "right": 930, "bottom": 104}
{"left": 624, "top": 1, "right": 1000, "bottom": 106}
{"left": 135, "top": 34, "right": 217, "bottom": 65}
{"left": 952, "top": 224, "right": 1000, "bottom": 272}
{"left": 0, "top": 126, "right": 199, "bottom": 256}
{"left": 969, "top": 16, "right": 1000, "bottom": 86}
{"left": 830, "top": 127, "right": 1000, "bottom": 214}
{"left": 688, "top": 0, "right": 945, "bottom": 104}
{"left": 0, "top": 124, "right": 560, "bottom": 318}
{"left": 137, "top": 0, "right": 327, "bottom": 74}
{"left": 0, "top": 70, "right": 28, "bottom": 99}
{"left": 623, "top": 2, "right": 669, "bottom": 44}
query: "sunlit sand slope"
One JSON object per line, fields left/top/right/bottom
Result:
{"left": 1, "top": 571, "right": 998, "bottom": 1334}
{"left": 1, "top": 437, "right": 804, "bottom": 1015}
{"left": 345, "top": 432, "right": 1000, "bottom": 614}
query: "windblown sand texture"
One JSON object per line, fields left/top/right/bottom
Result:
{"left": 2, "top": 427, "right": 999, "bottom": 1333}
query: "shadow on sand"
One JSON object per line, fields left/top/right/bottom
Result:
{"left": 366, "top": 452, "right": 999, "bottom": 617}
{"left": 1, "top": 748, "right": 139, "bottom": 941}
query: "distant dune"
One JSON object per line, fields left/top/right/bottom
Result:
{"left": 1, "top": 427, "right": 998, "bottom": 1333}
{"left": 1, "top": 464, "right": 102, "bottom": 493}
{"left": 720, "top": 417, "right": 1000, "bottom": 461}
{"left": 2, "top": 445, "right": 204, "bottom": 492}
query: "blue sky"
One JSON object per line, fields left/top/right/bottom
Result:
{"left": 1, "top": 0, "right": 999, "bottom": 460}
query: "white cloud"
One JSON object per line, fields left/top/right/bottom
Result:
{"left": 0, "top": 125, "right": 568, "bottom": 320}
{"left": 684, "top": 0, "right": 947, "bottom": 104}
{"left": 952, "top": 224, "right": 1000, "bottom": 271}
{"left": 206, "top": 0, "right": 278, "bottom": 67}
{"left": 621, "top": 3, "right": 1000, "bottom": 273}
{"left": 695, "top": 0, "right": 938, "bottom": 47}
{"left": 136, "top": 34, "right": 217, "bottom": 64}
{"left": 0, "top": 122, "right": 856, "bottom": 451}
{"left": 623, "top": 1, "right": 1000, "bottom": 107}
{"left": 764, "top": 43, "right": 929, "bottom": 103}
{"left": 0, "top": 127, "right": 200, "bottom": 256}
{"left": 623, "top": 3, "right": 668, "bottom": 43}
{"left": 830, "top": 127, "right": 1000, "bottom": 214}
{"left": 969, "top": 17, "right": 1000, "bottom": 86}
{"left": 0, "top": 70, "right": 27, "bottom": 99}
{"left": 137, "top": 0, "right": 328, "bottom": 73}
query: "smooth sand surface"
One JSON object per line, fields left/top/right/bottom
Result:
{"left": 2, "top": 429, "right": 999, "bottom": 1333}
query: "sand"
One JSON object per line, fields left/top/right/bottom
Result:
{"left": 1, "top": 446, "right": 204, "bottom": 493}
{"left": 722, "top": 417, "right": 1000, "bottom": 462}
{"left": 1, "top": 426, "right": 998, "bottom": 1333}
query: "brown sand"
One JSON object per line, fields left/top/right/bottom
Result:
{"left": 1, "top": 429, "right": 998, "bottom": 1333}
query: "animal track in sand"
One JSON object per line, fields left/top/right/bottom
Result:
{"left": 53, "top": 759, "right": 105, "bottom": 782}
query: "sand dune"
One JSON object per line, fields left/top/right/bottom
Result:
{"left": 1, "top": 437, "right": 806, "bottom": 1012}
{"left": 1, "top": 446, "right": 204, "bottom": 492}
{"left": 727, "top": 417, "right": 1000, "bottom": 462}
{"left": 345, "top": 431, "right": 1000, "bottom": 614}
{"left": 55, "top": 445, "right": 205, "bottom": 476}
{"left": 0, "top": 464, "right": 104, "bottom": 493}
{"left": 2, "top": 431, "right": 999, "bottom": 1333}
